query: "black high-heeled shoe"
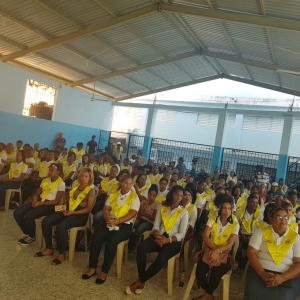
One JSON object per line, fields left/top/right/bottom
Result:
{"left": 81, "top": 271, "right": 96, "bottom": 280}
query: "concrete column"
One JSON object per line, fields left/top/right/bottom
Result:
{"left": 276, "top": 115, "right": 293, "bottom": 182}
{"left": 211, "top": 110, "right": 228, "bottom": 171}
{"left": 142, "top": 107, "right": 157, "bottom": 160}
{"left": 232, "top": 114, "right": 244, "bottom": 149}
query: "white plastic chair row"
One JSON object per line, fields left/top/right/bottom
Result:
{"left": 183, "top": 235, "right": 239, "bottom": 300}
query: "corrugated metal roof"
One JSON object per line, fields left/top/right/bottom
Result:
{"left": 1, "top": 0, "right": 300, "bottom": 100}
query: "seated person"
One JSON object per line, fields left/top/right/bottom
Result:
{"left": 133, "top": 173, "right": 151, "bottom": 202}
{"left": 0, "top": 143, "right": 16, "bottom": 175}
{"left": 235, "top": 194, "right": 263, "bottom": 276}
{"left": 162, "top": 170, "right": 170, "bottom": 183}
{"left": 253, "top": 202, "right": 277, "bottom": 232}
{"left": 128, "top": 184, "right": 158, "bottom": 253}
{"left": 168, "top": 179, "right": 177, "bottom": 191}
{"left": 148, "top": 165, "right": 162, "bottom": 185}
{"left": 53, "top": 150, "right": 61, "bottom": 163}
{"left": 181, "top": 187, "right": 197, "bottom": 245}
{"left": 82, "top": 176, "right": 139, "bottom": 283}
{"left": 281, "top": 201, "right": 298, "bottom": 232}
{"left": 120, "top": 158, "right": 132, "bottom": 174}
{"left": 71, "top": 142, "right": 86, "bottom": 166}
{"left": 125, "top": 185, "right": 188, "bottom": 295}
{"left": 37, "top": 168, "right": 96, "bottom": 265}
{"left": 245, "top": 207, "right": 300, "bottom": 300}
{"left": 63, "top": 153, "right": 77, "bottom": 187}
{"left": 34, "top": 149, "right": 45, "bottom": 168}
{"left": 0, "top": 150, "right": 28, "bottom": 210}
{"left": 195, "top": 180, "right": 209, "bottom": 215}
{"left": 155, "top": 178, "right": 168, "bottom": 203}
{"left": 192, "top": 197, "right": 239, "bottom": 300}
{"left": 13, "top": 163, "right": 65, "bottom": 245}
{"left": 93, "top": 156, "right": 107, "bottom": 185}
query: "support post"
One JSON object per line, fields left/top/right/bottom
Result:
{"left": 211, "top": 110, "right": 228, "bottom": 172}
{"left": 142, "top": 107, "right": 157, "bottom": 161}
{"left": 276, "top": 115, "right": 293, "bottom": 182}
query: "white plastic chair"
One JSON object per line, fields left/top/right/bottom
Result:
{"left": 4, "top": 188, "right": 22, "bottom": 212}
{"left": 184, "top": 239, "right": 191, "bottom": 272}
{"left": 183, "top": 235, "right": 239, "bottom": 300}
{"left": 68, "top": 224, "right": 88, "bottom": 262}
{"left": 167, "top": 252, "right": 180, "bottom": 295}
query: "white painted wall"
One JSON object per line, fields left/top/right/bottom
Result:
{"left": 0, "top": 62, "right": 113, "bottom": 131}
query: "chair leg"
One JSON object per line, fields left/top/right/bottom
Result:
{"left": 84, "top": 229, "right": 88, "bottom": 252}
{"left": 116, "top": 243, "right": 124, "bottom": 279}
{"left": 19, "top": 190, "right": 22, "bottom": 205}
{"left": 4, "top": 190, "right": 12, "bottom": 212}
{"left": 175, "top": 256, "right": 179, "bottom": 280}
{"left": 222, "top": 275, "right": 230, "bottom": 300}
{"left": 183, "top": 263, "right": 197, "bottom": 300}
{"left": 184, "top": 241, "right": 189, "bottom": 272}
{"left": 167, "top": 257, "right": 175, "bottom": 295}
{"left": 69, "top": 228, "right": 78, "bottom": 262}
{"left": 124, "top": 242, "right": 128, "bottom": 263}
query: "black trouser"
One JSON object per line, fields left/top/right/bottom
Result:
{"left": 42, "top": 211, "right": 89, "bottom": 254}
{"left": 64, "top": 179, "right": 73, "bottom": 187}
{"left": 137, "top": 234, "right": 181, "bottom": 283}
{"left": 91, "top": 194, "right": 106, "bottom": 215}
{"left": 13, "top": 202, "right": 55, "bottom": 238}
{"left": 88, "top": 223, "right": 132, "bottom": 274}
{"left": 236, "top": 240, "right": 249, "bottom": 270}
{"left": 196, "top": 258, "right": 231, "bottom": 295}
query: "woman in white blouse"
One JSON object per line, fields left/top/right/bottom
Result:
{"left": 193, "top": 197, "right": 240, "bottom": 300}
{"left": 133, "top": 173, "right": 150, "bottom": 202}
{"left": 181, "top": 187, "right": 197, "bottom": 245}
{"left": 245, "top": 207, "right": 300, "bottom": 300}
{"left": 126, "top": 185, "right": 188, "bottom": 295}
{"left": 13, "top": 163, "right": 65, "bottom": 245}
{"left": 82, "top": 175, "right": 140, "bottom": 284}
{"left": 226, "top": 171, "right": 237, "bottom": 184}
{"left": 0, "top": 150, "right": 28, "bottom": 210}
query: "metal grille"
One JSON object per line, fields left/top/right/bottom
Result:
{"left": 287, "top": 156, "right": 300, "bottom": 187}
{"left": 221, "top": 148, "right": 279, "bottom": 180}
{"left": 150, "top": 138, "right": 214, "bottom": 172}
{"left": 109, "top": 131, "right": 144, "bottom": 160}
{"left": 23, "top": 79, "right": 56, "bottom": 120}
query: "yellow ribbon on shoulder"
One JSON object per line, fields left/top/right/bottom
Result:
{"left": 161, "top": 205, "right": 185, "bottom": 234}
{"left": 120, "top": 164, "right": 131, "bottom": 171}
{"left": 40, "top": 177, "right": 63, "bottom": 202}
{"left": 256, "top": 220, "right": 267, "bottom": 229}
{"left": 101, "top": 177, "right": 118, "bottom": 193}
{"left": 238, "top": 208, "right": 261, "bottom": 234}
{"left": 155, "top": 195, "right": 166, "bottom": 203}
{"left": 138, "top": 182, "right": 151, "bottom": 195}
{"left": 186, "top": 203, "right": 195, "bottom": 216}
{"left": 210, "top": 218, "right": 238, "bottom": 245}
{"left": 148, "top": 173, "right": 162, "bottom": 185}
{"left": 69, "top": 185, "right": 93, "bottom": 211}
{"left": 39, "top": 161, "right": 50, "bottom": 177}
{"left": 289, "top": 221, "right": 298, "bottom": 232}
{"left": 236, "top": 193, "right": 248, "bottom": 210}
{"left": 72, "top": 148, "right": 85, "bottom": 161}
{"left": 8, "top": 163, "right": 27, "bottom": 179}
{"left": 63, "top": 163, "right": 76, "bottom": 179}
{"left": 6, "top": 151, "right": 15, "bottom": 160}
{"left": 262, "top": 225, "right": 298, "bottom": 265}
{"left": 110, "top": 190, "right": 137, "bottom": 218}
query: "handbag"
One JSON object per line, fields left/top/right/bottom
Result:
{"left": 202, "top": 247, "right": 228, "bottom": 267}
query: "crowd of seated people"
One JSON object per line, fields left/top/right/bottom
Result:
{"left": 1, "top": 139, "right": 300, "bottom": 299}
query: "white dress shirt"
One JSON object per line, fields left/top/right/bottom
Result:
{"left": 185, "top": 202, "right": 197, "bottom": 228}
{"left": 249, "top": 226, "right": 300, "bottom": 273}
{"left": 152, "top": 204, "right": 188, "bottom": 241}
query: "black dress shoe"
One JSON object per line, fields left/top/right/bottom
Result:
{"left": 81, "top": 271, "right": 96, "bottom": 280}
{"left": 95, "top": 278, "right": 106, "bottom": 284}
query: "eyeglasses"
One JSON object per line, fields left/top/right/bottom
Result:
{"left": 274, "top": 215, "right": 289, "bottom": 221}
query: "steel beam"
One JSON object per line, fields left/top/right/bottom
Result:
{"left": 161, "top": 3, "right": 300, "bottom": 32}
{"left": 0, "top": 4, "right": 157, "bottom": 62}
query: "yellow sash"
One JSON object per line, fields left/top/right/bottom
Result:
{"left": 256, "top": 220, "right": 267, "bottom": 229}
{"left": 8, "top": 162, "right": 27, "bottom": 179}
{"left": 39, "top": 161, "right": 50, "bottom": 177}
{"left": 236, "top": 193, "right": 248, "bottom": 210}
{"left": 155, "top": 195, "right": 166, "bottom": 203}
{"left": 121, "top": 164, "right": 131, "bottom": 171}
{"left": 40, "top": 177, "right": 63, "bottom": 202}
{"left": 33, "top": 151, "right": 39, "bottom": 159}
{"left": 238, "top": 208, "right": 261, "bottom": 234}
{"left": 69, "top": 185, "right": 93, "bottom": 211}
{"left": 6, "top": 151, "right": 15, "bottom": 160}
{"left": 101, "top": 177, "right": 118, "bottom": 193}
{"left": 63, "top": 163, "right": 76, "bottom": 178}
{"left": 289, "top": 221, "right": 298, "bottom": 232}
{"left": 110, "top": 190, "right": 137, "bottom": 218}
{"left": 161, "top": 205, "right": 185, "bottom": 234}
{"left": 72, "top": 148, "right": 85, "bottom": 161}
{"left": 186, "top": 203, "right": 195, "bottom": 216}
{"left": 148, "top": 173, "right": 162, "bottom": 185}
{"left": 262, "top": 226, "right": 298, "bottom": 265}
{"left": 210, "top": 218, "right": 238, "bottom": 245}
{"left": 138, "top": 182, "right": 150, "bottom": 195}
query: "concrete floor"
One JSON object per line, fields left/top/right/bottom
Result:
{"left": 0, "top": 210, "right": 245, "bottom": 300}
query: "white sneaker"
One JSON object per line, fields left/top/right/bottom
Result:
{"left": 20, "top": 236, "right": 36, "bottom": 245}
{"left": 18, "top": 235, "right": 28, "bottom": 243}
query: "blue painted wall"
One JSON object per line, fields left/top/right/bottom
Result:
{"left": 0, "top": 111, "right": 101, "bottom": 150}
